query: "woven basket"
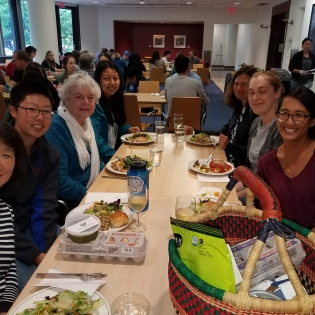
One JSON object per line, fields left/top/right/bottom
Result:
{"left": 168, "top": 166, "right": 315, "bottom": 315}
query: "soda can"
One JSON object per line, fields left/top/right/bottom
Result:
{"left": 5, "top": 84, "right": 10, "bottom": 93}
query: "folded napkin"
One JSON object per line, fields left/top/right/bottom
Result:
{"left": 31, "top": 269, "right": 106, "bottom": 296}
{"left": 85, "top": 192, "right": 128, "bottom": 204}
{"left": 197, "top": 174, "right": 230, "bottom": 183}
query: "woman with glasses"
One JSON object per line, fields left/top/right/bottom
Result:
{"left": 257, "top": 87, "right": 315, "bottom": 230}
{"left": 45, "top": 72, "right": 107, "bottom": 211}
{"left": 57, "top": 55, "right": 76, "bottom": 84}
{"left": 41, "top": 51, "right": 63, "bottom": 73}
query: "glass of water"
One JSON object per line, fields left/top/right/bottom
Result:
{"left": 148, "top": 144, "right": 163, "bottom": 167}
{"left": 154, "top": 121, "right": 166, "bottom": 144}
{"left": 111, "top": 293, "right": 151, "bottom": 315}
{"left": 174, "top": 113, "right": 183, "bottom": 128}
{"left": 175, "top": 125, "right": 186, "bottom": 142}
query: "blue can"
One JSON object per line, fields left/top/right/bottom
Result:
{"left": 5, "top": 84, "right": 10, "bottom": 93}
{"left": 127, "top": 160, "right": 149, "bottom": 211}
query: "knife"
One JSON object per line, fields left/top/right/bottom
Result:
{"left": 36, "top": 273, "right": 107, "bottom": 281}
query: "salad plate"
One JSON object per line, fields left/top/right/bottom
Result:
{"left": 187, "top": 134, "right": 219, "bottom": 146}
{"left": 9, "top": 287, "right": 110, "bottom": 315}
{"left": 189, "top": 159, "right": 234, "bottom": 176}
{"left": 121, "top": 133, "right": 155, "bottom": 144}
{"left": 65, "top": 202, "right": 132, "bottom": 232}
{"left": 105, "top": 156, "right": 152, "bottom": 175}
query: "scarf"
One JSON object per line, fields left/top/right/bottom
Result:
{"left": 58, "top": 105, "right": 100, "bottom": 188}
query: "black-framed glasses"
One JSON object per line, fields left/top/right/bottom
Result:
{"left": 276, "top": 111, "right": 310, "bottom": 124}
{"left": 18, "top": 106, "right": 54, "bottom": 120}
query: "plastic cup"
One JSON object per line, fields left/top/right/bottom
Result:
{"left": 111, "top": 293, "right": 151, "bottom": 315}
{"left": 149, "top": 144, "right": 163, "bottom": 166}
{"left": 154, "top": 121, "right": 166, "bottom": 144}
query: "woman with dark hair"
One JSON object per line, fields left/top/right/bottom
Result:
{"left": 41, "top": 51, "right": 63, "bottom": 72}
{"left": 99, "top": 52, "right": 112, "bottom": 63}
{"left": 148, "top": 50, "right": 166, "bottom": 79}
{"left": 219, "top": 66, "right": 258, "bottom": 167}
{"left": 57, "top": 55, "right": 76, "bottom": 84}
{"left": 126, "top": 52, "right": 146, "bottom": 89}
{"left": 25, "top": 46, "right": 37, "bottom": 60}
{"left": 289, "top": 37, "right": 315, "bottom": 88}
{"left": 257, "top": 87, "right": 315, "bottom": 230}
{"left": 92, "top": 61, "right": 140, "bottom": 149}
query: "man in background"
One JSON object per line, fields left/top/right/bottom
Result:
{"left": 162, "top": 50, "right": 171, "bottom": 63}
{"left": 121, "top": 50, "right": 130, "bottom": 66}
{"left": 10, "top": 50, "right": 30, "bottom": 87}
{"left": 172, "top": 55, "right": 202, "bottom": 84}
{"left": 79, "top": 53, "right": 94, "bottom": 78}
{"left": 6, "top": 51, "right": 17, "bottom": 79}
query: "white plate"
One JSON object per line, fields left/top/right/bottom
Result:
{"left": 196, "top": 186, "right": 223, "bottom": 199}
{"left": 8, "top": 287, "right": 110, "bottom": 315}
{"left": 65, "top": 202, "right": 132, "bottom": 232}
{"left": 189, "top": 159, "right": 234, "bottom": 176}
{"left": 187, "top": 135, "right": 219, "bottom": 146}
{"left": 121, "top": 133, "right": 155, "bottom": 144}
{"left": 106, "top": 158, "right": 152, "bottom": 175}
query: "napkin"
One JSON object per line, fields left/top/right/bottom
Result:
{"left": 31, "top": 269, "right": 107, "bottom": 296}
{"left": 197, "top": 174, "right": 230, "bottom": 183}
{"left": 85, "top": 192, "right": 128, "bottom": 204}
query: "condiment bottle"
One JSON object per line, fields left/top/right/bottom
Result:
{"left": 127, "top": 160, "right": 149, "bottom": 211}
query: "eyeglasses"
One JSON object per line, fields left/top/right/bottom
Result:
{"left": 276, "top": 111, "right": 310, "bottom": 124}
{"left": 18, "top": 106, "right": 54, "bottom": 120}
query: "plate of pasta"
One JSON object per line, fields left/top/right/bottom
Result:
{"left": 187, "top": 134, "right": 219, "bottom": 146}
{"left": 189, "top": 159, "right": 234, "bottom": 175}
{"left": 121, "top": 132, "right": 155, "bottom": 144}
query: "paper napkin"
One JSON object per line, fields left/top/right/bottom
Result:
{"left": 85, "top": 192, "right": 128, "bottom": 204}
{"left": 197, "top": 174, "right": 230, "bottom": 183}
{"left": 31, "top": 269, "right": 106, "bottom": 296}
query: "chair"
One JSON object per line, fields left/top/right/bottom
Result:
{"left": 197, "top": 68, "right": 210, "bottom": 85}
{"left": 138, "top": 80, "right": 163, "bottom": 116}
{"left": 193, "top": 64, "right": 203, "bottom": 70}
{"left": 4, "top": 76, "right": 10, "bottom": 84}
{"left": 150, "top": 67, "right": 165, "bottom": 84}
{"left": 124, "top": 94, "right": 157, "bottom": 131}
{"left": 168, "top": 97, "right": 202, "bottom": 132}
{"left": 0, "top": 93, "right": 7, "bottom": 120}
{"left": 56, "top": 200, "right": 70, "bottom": 227}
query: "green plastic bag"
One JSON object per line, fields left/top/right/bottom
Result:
{"left": 171, "top": 218, "right": 236, "bottom": 293}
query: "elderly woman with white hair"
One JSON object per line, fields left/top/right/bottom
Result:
{"left": 45, "top": 71, "right": 113, "bottom": 209}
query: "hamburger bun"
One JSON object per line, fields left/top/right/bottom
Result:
{"left": 109, "top": 211, "right": 129, "bottom": 228}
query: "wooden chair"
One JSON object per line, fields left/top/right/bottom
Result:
{"left": 168, "top": 97, "right": 201, "bottom": 132}
{"left": 197, "top": 68, "right": 210, "bottom": 84}
{"left": 0, "top": 93, "right": 8, "bottom": 120}
{"left": 138, "top": 80, "right": 163, "bottom": 116}
{"left": 124, "top": 94, "right": 157, "bottom": 131}
{"left": 150, "top": 67, "right": 165, "bottom": 84}
{"left": 4, "top": 76, "right": 10, "bottom": 84}
{"left": 193, "top": 64, "right": 203, "bottom": 70}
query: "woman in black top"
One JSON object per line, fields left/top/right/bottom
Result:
{"left": 41, "top": 51, "right": 63, "bottom": 72}
{"left": 289, "top": 38, "right": 315, "bottom": 88}
{"left": 126, "top": 52, "right": 146, "bottom": 89}
{"left": 219, "top": 66, "right": 258, "bottom": 167}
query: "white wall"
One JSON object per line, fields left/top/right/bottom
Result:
{"left": 225, "top": 24, "right": 238, "bottom": 67}
{"left": 79, "top": 6, "right": 100, "bottom": 54}
{"left": 302, "top": 0, "right": 315, "bottom": 38}
{"left": 212, "top": 24, "right": 226, "bottom": 66}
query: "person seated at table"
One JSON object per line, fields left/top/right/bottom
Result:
{"left": 126, "top": 52, "right": 146, "bottom": 90}
{"left": 257, "top": 87, "right": 315, "bottom": 231}
{"left": 41, "top": 50, "right": 63, "bottom": 72}
{"left": 25, "top": 45, "right": 37, "bottom": 61}
{"left": 2, "top": 80, "right": 60, "bottom": 291}
{"left": 113, "top": 52, "right": 127, "bottom": 74}
{"left": 165, "top": 54, "right": 209, "bottom": 124}
{"left": 0, "top": 122, "right": 27, "bottom": 312}
{"left": 79, "top": 53, "right": 94, "bottom": 78}
{"left": 120, "top": 50, "right": 130, "bottom": 66}
{"left": 148, "top": 51, "right": 167, "bottom": 79}
{"left": 99, "top": 52, "right": 112, "bottom": 63}
{"left": 95, "top": 47, "right": 107, "bottom": 64}
{"left": 189, "top": 50, "right": 200, "bottom": 64}
{"left": 172, "top": 55, "right": 202, "bottom": 84}
{"left": 162, "top": 50, "right": 172, "bottom": 63}
{"left": 9, "top": 50, "right": 30, "bottom": 88}
{"left": 235, "top": 71, "right": 284, "bottom": 199}
{"left": 6, "top": 51, "right": 17, "bottom": 79}
{"left": 219, "top": 66, "right": 258, "bottom": 167}
{"left": 45, "top": 72, "right": 108, "bottom": 209}
{"left": 92, "top": 61, "right": 140, "bottom": 150}
{"left": 57, "top": 55, "right": 76, "bottom": 84}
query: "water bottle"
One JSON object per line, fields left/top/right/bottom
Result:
{"left": 127, "top": 160, "right": 149, "bottom": 211}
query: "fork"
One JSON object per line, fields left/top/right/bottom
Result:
{"left": 201, "top": 153, "right": 213, "bottom": 166}
{"left": 36, "top": 272, "right": 107, "bottom": 282}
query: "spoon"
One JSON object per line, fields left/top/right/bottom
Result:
{"left": 202, "top": 153, "right": 213, "bottom": 166}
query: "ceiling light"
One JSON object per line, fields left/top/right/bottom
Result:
{"left": 187, "top": 2, "right": 192, "bottom": 4}
{"left": 235, "top": 2, "right": 240, "bottom": 4}
{"left": 161, "top": 21, "right": 164, "bottom": 23}
{"left": 93, "top": 1, "right": 98, "bottom": 2}
{"left": 139, "top": 1, "right": 145, "bottom": 3}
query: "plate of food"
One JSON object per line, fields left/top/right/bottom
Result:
{"left": 189, "top": 159, "right": 234, "bottom": 175}
{"left": 121, "top": 132, "right": 155, "bottom": 144}
{"left": 9, "top": 288, "right": 110, "bottom": 315}
{"left": 187, "top": 133, "right": 219, "bottom": 146}
{"left": 106, "top": 155, "right": 152, "bottom": 175}
{"left": 196, "top": 186, "right": 223, "bottom": 199}
{"left": 66, "top": 199, "right": 132, "bottom": 232}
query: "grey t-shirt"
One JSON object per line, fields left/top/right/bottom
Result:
{"left": 301, "top": 56, "right": 312, "bottom": 81}
{"left": 248, "top": 118, "right": 276, "bottom": 173}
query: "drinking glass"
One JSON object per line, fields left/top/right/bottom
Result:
{"left": 174, "top": 113, "right": 183, "bottom": 128}
{"left": 149, "top": 144, "right": 163, "bottom": 166}
{"left": 175, "top": 125, "right": 185, "bottom": 142}
{"left": 175, "top": 195, "right": 196, "bottom": 221}
{"left": 111, "top": 293, "right": 151, "bottom": 315}
{"left": 154, "top": 121, "right": 166, "bottom": 144}
{"left": 128, "top": 183, "right": 147, "bottom": 232}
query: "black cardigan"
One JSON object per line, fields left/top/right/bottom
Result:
{"left": 288, "top": 50, "right": 315, "bottom": 81}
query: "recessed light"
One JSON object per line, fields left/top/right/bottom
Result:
{"left": 139, "top": 1, "right": 145, "bottom": 3}
{"left": 161, "top": 21, "right": 164, "bottom": 23}
{"left": 93, "top": 1, "right": 98, "bottom": 3}
{"left": 187, "top": 2, "right": 192, "bottom": 4}
{"left": 235, "top": 2, "right": 240, "bottom": 4}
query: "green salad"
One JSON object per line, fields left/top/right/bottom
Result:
{"left": 17, "top": 290, "right": 103, "bottom": 315}
{"left": 126, "top": 133, "right": 152, "bottom": 142}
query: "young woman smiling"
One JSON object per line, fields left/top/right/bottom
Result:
{"left": 57, "top": 55, "right": 76, "bottom": 84}
{"left": 257, "top": 87, "right": 315, "bottom": 231}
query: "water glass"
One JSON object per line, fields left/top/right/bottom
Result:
{"left": 111, "top": 293, "right": 151, "bottom": 315}
{"left": 175, "top": 125, "right": 185, "bottom": 142}
{"left": 154, "top": 121, "right": 166, "bottom": 144}
{"left": 174, "top": 113, "right": 183, "bottom": 128}
{"left": 175, "top": 195, "right": 196, "bottom": 221}
{"left": 149, "top": 144, "right": 163, "bottom": 166}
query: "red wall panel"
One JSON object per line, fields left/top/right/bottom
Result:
{"left": 114, "top": 22, "right": 204, "bottom": 60}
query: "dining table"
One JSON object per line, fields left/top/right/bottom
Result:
{"left": 2, "top": 91, "right": 10, "bottom": 99}
{"left": 8, "top": 133, "right": 240, "bottom": 315}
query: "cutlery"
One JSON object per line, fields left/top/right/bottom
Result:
{"left": 36, "top": 273, "right": 107, "bottom": 282}
{"left": 102, "top": 175, "right": 127, "bottom": 180}
{"left": 202, "top": 153, "right": 213, "bottom": 166}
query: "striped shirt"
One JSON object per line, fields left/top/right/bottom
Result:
{"left": 0, "top": 199, "right": 19, "bottom": 312}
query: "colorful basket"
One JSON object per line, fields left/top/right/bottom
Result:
{"left": 168, "top": 166, "right": 315, "bottom": 314}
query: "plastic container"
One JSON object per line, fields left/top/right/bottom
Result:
{"left": 65, "top": 214, "right": 101, "bottom": 243}
{"left": 127, "top": 160, "right": 149, "bottom": 211}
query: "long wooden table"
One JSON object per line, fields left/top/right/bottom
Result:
{"left": 9, "top": 134, "right": 240, "bottom": 315}
{"left": 135, "top": 93, "right": 167, "bottom": 106}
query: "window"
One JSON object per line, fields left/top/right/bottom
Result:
{"left": 20, "top": 0, "right": 31, "bottom": 46}
{"left": 59, "top": 8, "right": 74, "bottom": 54}
{"left": 0, "top": 0, "right": 16, "bottom": 56}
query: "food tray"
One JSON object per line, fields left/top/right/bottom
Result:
{"left": 58, "top": 231, "right": 148, "bottom": 264}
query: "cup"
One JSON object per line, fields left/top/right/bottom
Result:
{"left": 175, "top": 195, "right": 196, "bottom": 221}
{"left": 111, "top": 293, "right": 151, "bottom": 315}
{"left": 149, "top": 144, "right": 163, "bottom": 166}
{"left": 5, "top": 84, "right": 10, "bottom": 93}
{"left": 154, "top": 121, "right": 166, "bottom": 144}
{"left": 175, "top": 125, "right": 185, "bottom": 142}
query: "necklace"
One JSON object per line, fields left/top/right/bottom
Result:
{"left": 284, "top": 141, "right": 311, "bottom": 173}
